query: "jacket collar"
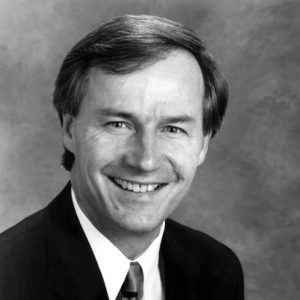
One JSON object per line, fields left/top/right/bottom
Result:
{"left": 45, "top": 182, "right": 109, "bottom": 300}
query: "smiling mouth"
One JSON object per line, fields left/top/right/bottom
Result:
{"left": 109, "top": 177, "right": 166, "bottom": 193}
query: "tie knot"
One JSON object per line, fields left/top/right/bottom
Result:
{"left": 120, "top": 262, "right": 144, "bottom": 300}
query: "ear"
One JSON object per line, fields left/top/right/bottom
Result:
{"left": 62, "top": 114, "right": 75, "bottom": 153}
{"left": 197, "top": 134, "right": 210, "bottom": 166}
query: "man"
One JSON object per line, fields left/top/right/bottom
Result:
{"left": 0, "top": 15, "right": 244, "bottom": 299}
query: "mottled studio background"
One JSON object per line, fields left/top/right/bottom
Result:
{"left": 0, "top": 0, "right": 299, "bottom": 299}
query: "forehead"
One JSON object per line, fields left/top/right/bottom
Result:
{"left": 82, "top": 50, "right": 204, "bottom": 119}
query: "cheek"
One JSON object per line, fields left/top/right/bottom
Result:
{"left": 77, "top": 131, "right": 126, "bottom": 168}
{"left": 164, "top": 142, "right": 200, "bottom": 174}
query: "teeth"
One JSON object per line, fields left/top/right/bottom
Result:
{"left": 114, "top": 178, "right": 160, "bottom": 193}
{"left": 121, "top": 181, "right": 128, "bottom": 189}
{"left": 140, "top": 185, "right": 147, "bottom": 193}
{"left": 133, "top": 184, "right": 139, "bottom": 192}
{"left": 128, "top": 182, "right": 133, "bottom": 190}
{"left": 147, "top": 184, "right": 158, "bottom": 192}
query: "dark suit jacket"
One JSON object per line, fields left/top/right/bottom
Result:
{"left": 0, "top": 183, "right": 244, "bottom": 299}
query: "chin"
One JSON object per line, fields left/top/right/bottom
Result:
{"left": 117, "top": 216, "right": 163, "bottom": 235}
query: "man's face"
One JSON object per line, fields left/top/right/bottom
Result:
{"left": 63, "top": 50, "right": 209, "bottom": 239}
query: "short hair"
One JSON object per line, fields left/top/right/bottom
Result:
{"left": 53, "top": 15, "right": 228, "bottom": 171}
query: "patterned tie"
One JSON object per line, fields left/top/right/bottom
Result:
{"left": 117, "top": 262, "right": 144, "bottom": 300}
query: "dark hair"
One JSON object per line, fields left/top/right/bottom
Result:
{"left": 53, "top": 15, "right": 228, "bottom": 171}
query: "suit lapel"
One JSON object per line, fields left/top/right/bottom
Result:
{"left": 45, "top": 183, "right": 109, "bottom": 300}
{"left": 161, "top": 220, "right": 201, "bottom": 300}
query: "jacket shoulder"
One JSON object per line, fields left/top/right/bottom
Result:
{"left": 165, "top": 219, "right": 244, "bottom": 298}
{"left": 165, "top": 218, "right": 240, "bottom": 262}
{"left": 0, "top": 209, "right": 45, "bottom": 244}
{"left": 0, "top": 209, "right": 47, "bottom": 298}
{"left": 0, "top": 182, "right": 71, "bottom": 246}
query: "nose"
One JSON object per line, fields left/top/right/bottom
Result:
{"left": 123, "top": 130, "right": 161, "bottom": 172}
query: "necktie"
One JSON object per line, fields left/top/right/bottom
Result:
{"left": 118, "top": 262, "right": 144, "bottom": 300}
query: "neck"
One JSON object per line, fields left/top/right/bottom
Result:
{"left": 108, "top": 228, "right": 161, "bottom": 260}
{"left": 89, "top": 214, "right": 162, "bottom": 259}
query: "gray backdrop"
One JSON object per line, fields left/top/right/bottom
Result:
{"left": 0, "top": 0, "right": 299, "bottom": 299}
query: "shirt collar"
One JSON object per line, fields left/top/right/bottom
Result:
{"left": 71, "top": 188, "right": 165, "bottom": 300}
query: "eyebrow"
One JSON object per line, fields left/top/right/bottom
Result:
{"left": 95, "top": 108, "right": 196, "bottom": 124}
{"left": 95, "top": 108, "right": 139, "bottom": 123}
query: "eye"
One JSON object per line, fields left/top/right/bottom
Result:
{"left": 107, "top": 121, "right": 128, "bottom": 129}
{"left": 162, "top": 126, "right": 185, "bottom": 134}
{"left": 104, "top": 121, "right": 132, "bottom": 133}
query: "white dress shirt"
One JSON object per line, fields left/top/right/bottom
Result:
{"left": 71, "top": 189, "right": 165, "bottom": 300}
